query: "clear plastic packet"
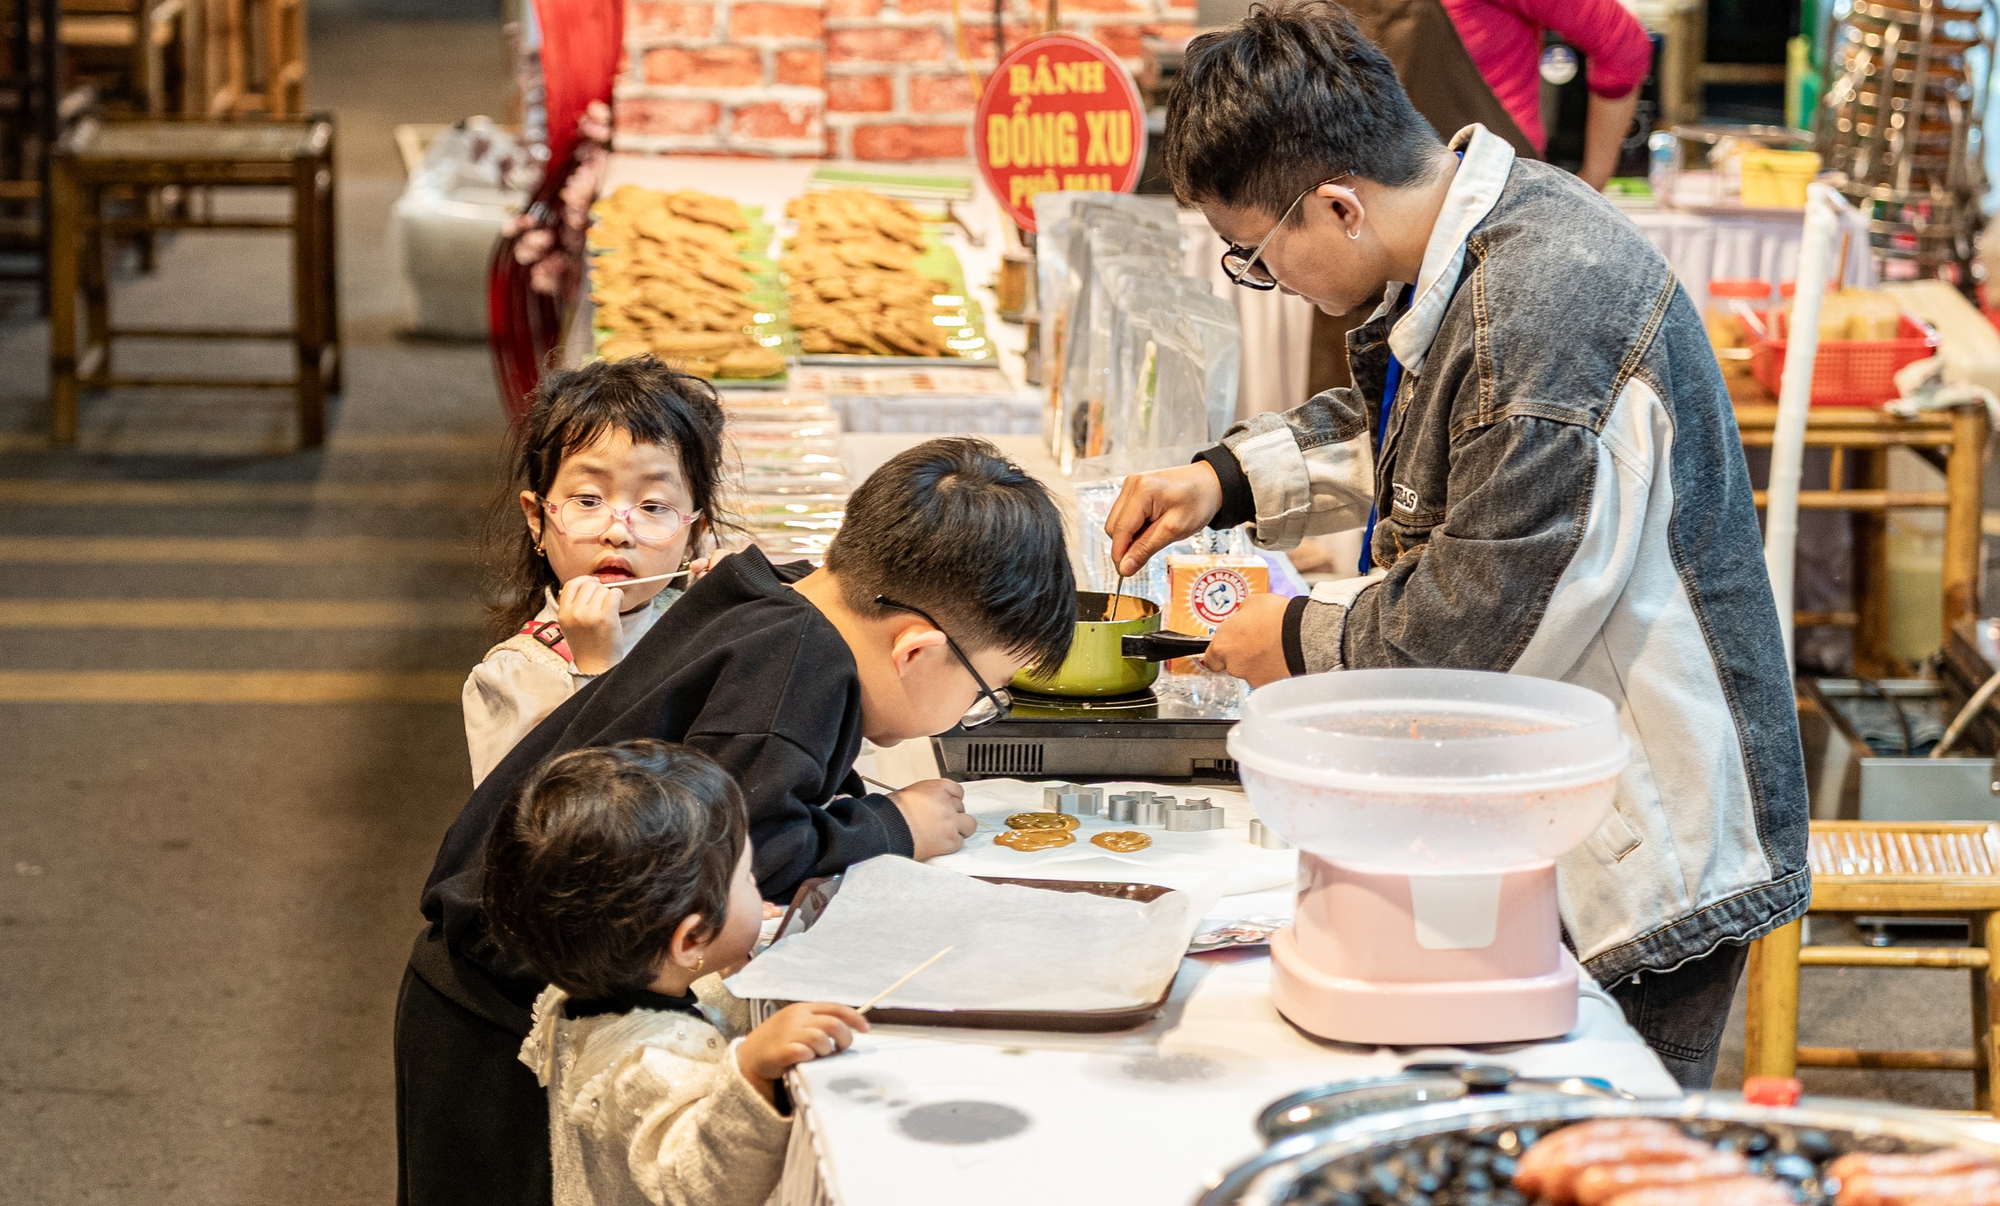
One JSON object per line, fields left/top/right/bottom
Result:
{"left": 1113, "top": 274, "right": 1242, "bottom": 443}
{"left": 1055, "top": 223, "right": 1182, "bottom": 468}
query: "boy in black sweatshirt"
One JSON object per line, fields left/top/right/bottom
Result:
{"left": 394, "top": 437, "right": 1076, "bottom": 1206}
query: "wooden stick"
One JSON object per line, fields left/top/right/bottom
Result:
{"left": 860, "top": 945, "right": 954, "bottom": 1013}
{"left": 595, "top": 569, "right": 690, "bottom": 589}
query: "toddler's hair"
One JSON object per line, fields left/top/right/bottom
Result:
{"left": 482, "top": 739, "right": 748, "bottom": 1000}
{"left": 485, "top": 356, "right": 731, "bottom": 636}
{"left": 826, "top": 436, "right": 1075, "bottom": 676}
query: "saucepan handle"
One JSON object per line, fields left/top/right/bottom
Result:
{"left": 1121, "top": 630, "right": 1212, "bottom": 661}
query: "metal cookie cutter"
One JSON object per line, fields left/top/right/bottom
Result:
{"left": 1125, "top": 790, "right": 1175, "bottom": 828}
{"left": 1044, "top": 783, "right": 1104, "bottom": 817}
{"left": 1105, "top": 793, "right": 1139, "bottom": 823}
{"left": 1247, "top": 818, "right": 1291, "bottom": 850}
{"left": 1165, "top": 797, "right": 1225, "bottom": 832}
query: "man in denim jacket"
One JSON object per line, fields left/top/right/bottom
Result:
{"left": 1108, "top": 1, "right": 1809, "bottom": 1086}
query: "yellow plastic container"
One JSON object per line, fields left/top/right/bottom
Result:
{"left": 1738, "top": 149, "right": 1820, "bottom": 208}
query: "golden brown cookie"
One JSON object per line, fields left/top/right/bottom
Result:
{"left": 1091, "top": 831, "right": 1153, "bottom": 853}
{"left": 996, "top": 828, "right": 1076, "bottom": 852}
{"left": 1005, "top": 812, "right": 1080, "bottom": 831}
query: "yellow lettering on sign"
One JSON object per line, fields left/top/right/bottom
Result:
{"left": 986, "top": 114, "right": 1011, "bottom": 168}
{"left": 1084, "top": 111, "right": 1107, "bottom": 166}
{"left": 1107, "top": 109, "right": 1132, "bottom": 166}
{"left": 1055, "top": 111, "right": 1078, "bottom": 167}
{"left": 1033, "top": 57, "right": 1057, "bottom": 95}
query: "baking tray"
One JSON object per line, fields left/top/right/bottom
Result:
{"left": 768, "top": 873, "right": 1176, "bottom": 1032}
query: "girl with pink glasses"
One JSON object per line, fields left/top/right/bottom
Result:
{"left": 464, "top": 356, "right": 732, "bottom": 784}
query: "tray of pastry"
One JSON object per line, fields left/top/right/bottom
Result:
{"left": 772, "top": 872, "right": 1175, "bottom": 1031}
{"left": 780, "top": 188, "right": 993, "bottom": 365}
{"left": 588, "top": 185, "right": 794, "bottom": 385}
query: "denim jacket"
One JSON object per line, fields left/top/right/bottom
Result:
{"left": 1204, "top": 125, "right": 1811, "bottom": 983}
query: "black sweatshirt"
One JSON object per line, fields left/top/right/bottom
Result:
{"left": 410, "top": 547, "right": 914, "bottom": 1032}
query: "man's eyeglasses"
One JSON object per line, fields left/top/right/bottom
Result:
{"left": 874, "top": 595, "right": 1012, "bottom": 730}
{"left": 541, "top": 495, "right": 701, "bottom": 543}
{"left": 1220, "top": 174, "right": 1351, "bottom": 291}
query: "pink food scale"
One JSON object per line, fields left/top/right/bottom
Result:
{"left": 1229, "top": 669, "right": 1629, "bottom": 1046}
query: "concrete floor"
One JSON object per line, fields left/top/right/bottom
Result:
{"left": 0, "top": 10, "right": 1993, "bottom": 1204}
{"left": 0, "top": 10, "right": 513, "bottom": 1203}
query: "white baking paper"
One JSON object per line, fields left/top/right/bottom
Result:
{"left": 726, "top": 856, "right": 1214, "bottom": 1012}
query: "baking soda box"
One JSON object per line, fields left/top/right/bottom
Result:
{"left": 1163, "top": 554, "right": 1270, "bottom": 674}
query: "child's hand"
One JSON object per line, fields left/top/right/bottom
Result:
{"left": 888, "top": 778, "right": 975, "bottom": 860}
{"left": 688, "top": 549, "right": 733, "bottom": 580}
{"left": 557, "top": 575, "right": 625, "bottom": 674}
{"left": 737, "top": 1002, "right": 869, "bottom": 1094}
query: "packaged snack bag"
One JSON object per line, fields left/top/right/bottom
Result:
{"left": 1164, "top": 554, "right": 1270, "bottom": 673}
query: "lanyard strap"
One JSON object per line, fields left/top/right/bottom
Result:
{"left": 1357, "top": 326, "right": 1406, "bottom": 576}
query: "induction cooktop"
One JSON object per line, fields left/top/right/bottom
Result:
{"left": 930, "top": 684, "right": 1242, "bottom": 783}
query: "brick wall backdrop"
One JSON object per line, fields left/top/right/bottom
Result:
{"left": 614, "top": 0, "right": 1194, "bottom": 160}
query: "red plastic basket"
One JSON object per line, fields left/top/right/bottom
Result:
{"left": 1741, "top": 310, "right": 1939, "bottom": 406}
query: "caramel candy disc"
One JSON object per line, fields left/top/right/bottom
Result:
{"left": 1005, "top": 812, "right": 1080, "bottom": 831}
{"left": 995, "top": 828, "right": 1076, "bottom": 852}
{"left": 1091, "top": 831, "right": 1153, "bottom": 853}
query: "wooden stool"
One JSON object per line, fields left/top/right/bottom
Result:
{"left": 47, "top": 113, "right": 338, "bottom": 446}
{"left": 1744, "top": 820, "right": 2000, "bottom": 1113}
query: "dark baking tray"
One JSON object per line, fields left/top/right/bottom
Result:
{"left": 768, "top": 873, "right": 1176, "bottom": 1032}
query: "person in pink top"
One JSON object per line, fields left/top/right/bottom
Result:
{"left": 1442, "top": 0, "right": 1653, "bottom": 188}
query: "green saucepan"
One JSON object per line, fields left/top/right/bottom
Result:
{"left": 1011, "top": 591, "right": 1214, "bottom": 697}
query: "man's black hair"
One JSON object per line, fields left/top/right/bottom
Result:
{"left": 1162, "top": 1, "right": 1444, "bottom": 219}
{"left": 827, "top": 436, "right": 1075, "bottom": 676}
{"left": 482, "top": 740, "right": 746, "bottom": 1000}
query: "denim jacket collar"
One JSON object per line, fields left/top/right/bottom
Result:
{"left": 1386, "top": 123, "right": 1516, "bottom": 375}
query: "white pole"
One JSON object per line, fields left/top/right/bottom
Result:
{"left": 1764, "top": 182, "right": 1847, "bottom": 680}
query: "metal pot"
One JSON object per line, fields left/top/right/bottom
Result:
{"left": 1201, "top": 1092, "right": 2000, "bottom": 1206}
{"left": 1011, "top": 591, "right": 1212, "bottom": 697}
{"left": 1257, "top": 1064, "right": 1630, "bottom": 1143}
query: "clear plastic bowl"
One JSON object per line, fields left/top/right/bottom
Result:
{"left": 1228, "top": 669, "right": 1629, "bottom": 873}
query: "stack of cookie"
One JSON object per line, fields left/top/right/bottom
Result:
{"left": 781, "top": 189, "right": 963, "bottom": 358}
{"left": 589, "top": 185, "right": 786, "bottom": 380}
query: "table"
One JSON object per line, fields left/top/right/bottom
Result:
{"left": 1728, "top": 376, "right": 1987, "bottom": 677}
{"left": 771, "top": 776, "right": 1682, "bottom": 1206}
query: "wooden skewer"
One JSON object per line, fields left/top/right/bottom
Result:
{"left": 860, "top": 945, "right": 954, "bottom": 1013}
{"left": 590, "top": 568, "right": 690, "bottom": 589}
{"left": 858, "top": 773, "right": 995, "bottom": 831}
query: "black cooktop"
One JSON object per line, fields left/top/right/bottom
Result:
{"left": 930, "top": 685, "right": 1241, "bottom": 782}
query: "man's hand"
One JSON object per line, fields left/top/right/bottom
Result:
{"left": 888, "top": 778, "right": 974, "bottom": 860}
{"left": 556, "top": 575, "right": 626, "bottom": 674}
{"left": 1104, "top": 462, "right": 1225, "bottom": 578}
{"left": 736, "top": 1001, "right": 870, "bottom": 1102}
{"left": 1200, "top": 593, "right": 1294, "bottom": 687}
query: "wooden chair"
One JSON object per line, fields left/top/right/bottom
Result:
{"left": 1744, "top": 820, "right": 2000, "bottom": 1114}
{"left": 59, "top": 0, "right": 187, "bottom": 114}
{"left": 46, "top": 113, "right": 340, "bottom": 447}
{"left": 182, "top": 0, "right": 299, "bottom": 118}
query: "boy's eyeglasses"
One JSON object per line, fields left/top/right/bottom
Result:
{"left": 873, "top": 595, "right": 1012, "bottom": 730}
{"left": 1221, "top": 174, "right": 1352, "bottom": 291}
{"left": 541, "top": 495, "right": 701, "bottom": 543}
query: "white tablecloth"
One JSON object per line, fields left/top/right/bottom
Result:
{"left": 772, "top": 776, "right": 1682, "bottom": 1206}
{"left": 1624, "top": 203, "right": 1876, "bottom": 318}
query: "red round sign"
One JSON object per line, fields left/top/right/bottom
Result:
{"left": 973, "top": 33, "right": 1149, "bottom": 233}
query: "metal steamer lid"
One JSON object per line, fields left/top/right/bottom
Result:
{"left": 1200, "top": 1093, "right": 2000, "bottom": 1206}
{"left": 1256, "top": 1064, "right": 1627, "bottom": 1143}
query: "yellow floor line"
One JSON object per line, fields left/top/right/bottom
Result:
{"left": 0, "top": 480, "right": 488, "bottom": 506}
{"left": 0, "top": 536, "right": 478, "bottom": 563}
{"left": 0, "top": 671, "right": 464, "bottom": 704}
{"left": 0, "top": 599, "right": 486, "bottom": 628}
{"left": 0, "top": 431, "right": 504, "bottom": 456}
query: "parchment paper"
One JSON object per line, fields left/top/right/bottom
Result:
{"left": 726, "top": 856, "right": 1215, "bottom": 1011}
